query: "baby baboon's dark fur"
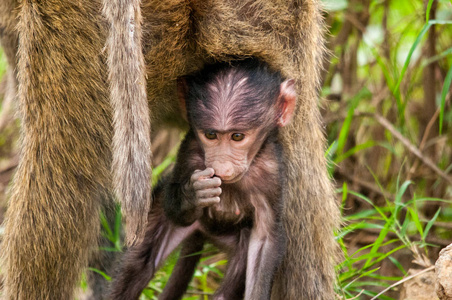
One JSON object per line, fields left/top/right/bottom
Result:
{"left": 0, "top": 0, "right": 339, "bottom": 299}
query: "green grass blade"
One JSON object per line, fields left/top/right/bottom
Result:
{"left": 423, "top": 208, "right": 441, "bottom": 242}
{"left": 335, "top": 141, "right": 376, "bottom": 163}
{"left": 388, "top": 256, "right": 407, "bottom": 275}
{"left": 336, "top": 89, "right": 370, "bottom": 155}
{"left": 100, "top": 210, "right": 113, "bottom": 240}
{"left": 440, "top": 65, "right": 452, "bottom": 134}
{"left": 394, "top": 23, "right": 431, "bottom": 118}
{"left": 422, "top": 47, "right": 452, "bottom": 66}
{"left": 88, "top": 267, "right": 111, "bottom": 281}
{"left": 395, "top": 23, "right": 431, "bottom": 92}
{"left": 394, "top": 181, "right": 412, "bottom": 218}
{"left": 425, "top": 0, "right": 434, "bottom": 23}
{"left": 408, "top": 207, "right": 424, "bottom": 237}
{"left": 364, "top": 225, "right": 390, "bottom": 269}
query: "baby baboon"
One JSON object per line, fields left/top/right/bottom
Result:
{"left": 1, "top": 0, "right": 338, "bottom": 299}
{"left": 110, "top": 59, "right": 293, "bottom": 300}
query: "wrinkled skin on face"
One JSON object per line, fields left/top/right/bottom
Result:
{"left": 196, "top": 128, "right": 263, "bottom": 183}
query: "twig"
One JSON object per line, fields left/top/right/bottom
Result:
{"left": 371, "top": 113, "right": 452, "bottom": 185}
{"left": 348, "top": 289, "right": 364, "bottom": 299}
{"left": 370, "top": 266, "right": 435, "bottom": 300}
{"left": 408, "top": 106, "right": 441, "bottom": 179}
{"left": 419, "top": 107, "right": 440, "bottom": 151}
{"left": 409, "top": 92, "right": 450, "bottom": 180}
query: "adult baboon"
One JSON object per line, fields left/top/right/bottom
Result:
{"left": 0, "top": 0, "right": 338, "bottom": 299}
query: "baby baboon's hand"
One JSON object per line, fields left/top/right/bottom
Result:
{"left": 187, "top": 168, "right": 222, "bottom": 207}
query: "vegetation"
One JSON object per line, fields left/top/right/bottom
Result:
{"left": 323, "top": 0, "right": 451, "bottom": 298}
{"left": 0, "top": 0, "right": 451, "bottom": 299}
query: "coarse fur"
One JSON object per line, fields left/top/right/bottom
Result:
{"left": 110, "top": 59, "right": 288, "bottom": 300}
{"left": 1, "top": 1, "right": 114, "bottom": 299}
{"left": 0, "top": 0, "right": 339, "bottom": 299}
{"left": 103, "top": 0, "right": 151, "bottom": 245}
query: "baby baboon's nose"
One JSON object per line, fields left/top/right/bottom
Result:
{"left": 211, "top": 161, "right": 234, "bottom": 180}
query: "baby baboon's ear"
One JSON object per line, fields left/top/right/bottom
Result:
{"left": 277, "top": 79, "right": 297, "bottom": 127}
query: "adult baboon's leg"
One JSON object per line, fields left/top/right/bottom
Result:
{"left": 1, "top": 1, "right": 112, "bottom": 299}
{"left": 272, "top": 2, "right": 339, "bottom": 299}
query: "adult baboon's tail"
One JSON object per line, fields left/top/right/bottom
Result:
{"left": 103, "top": 0, "right": 151, "bottom": 245}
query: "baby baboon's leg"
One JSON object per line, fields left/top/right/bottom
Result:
{"left": 159, "top": 232, "right": 205, "bottom": 300}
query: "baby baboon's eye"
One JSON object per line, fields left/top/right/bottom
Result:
{"left": 231, "top": 133, "right": 245, "bottom": 141}
{"left": 205, "top": 131, "right": 217, "bottom": 140}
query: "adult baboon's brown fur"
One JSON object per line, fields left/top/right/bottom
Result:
{"left": 1, "top": 1, "right": 114, "bottom": 299}
{"left": 1, "top": 0, "right": 339, "bottom": 299}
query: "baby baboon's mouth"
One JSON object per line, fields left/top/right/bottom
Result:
{"left": 220, "top": 173, "right": 245, "bottom": 184}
